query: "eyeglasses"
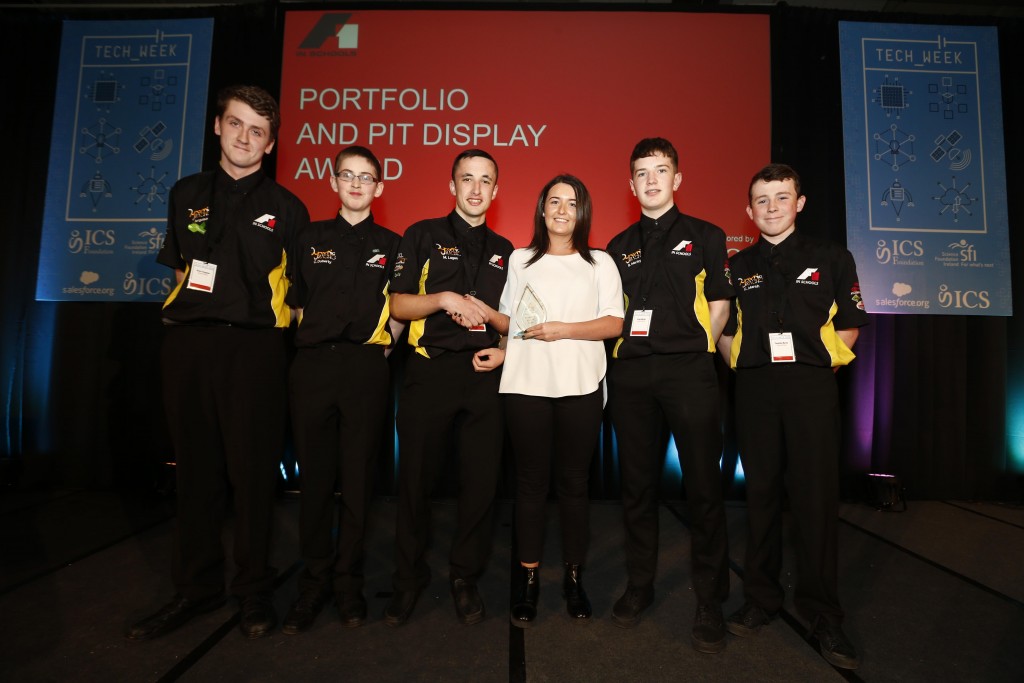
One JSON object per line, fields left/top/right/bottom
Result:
{"left": 335, "top": 170, "right": 377, "bottom": 184}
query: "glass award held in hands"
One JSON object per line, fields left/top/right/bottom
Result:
{"left": 515, "top": 284, "right": 547, "bottom": 337}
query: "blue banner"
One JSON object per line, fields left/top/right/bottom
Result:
{"left": 36, "top": 19, "right": 213, "bottom": 302}
{"left": 839, "top": 22, "right": 1010, "bottom": 316}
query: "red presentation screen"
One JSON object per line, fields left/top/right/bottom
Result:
{"left": 279, "top": 10, "right": 769, "bottom": 252}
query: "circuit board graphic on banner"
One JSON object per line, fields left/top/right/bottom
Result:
{"left": 36, "top": 19, "right": 213, "bottom": 302}
{"left": 840, "top": 22, "right": 1010, "bottom": 315}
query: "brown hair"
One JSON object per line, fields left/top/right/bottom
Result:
{"left": 334, "top": 145, "right": 382, "bottom": 180}
{"left": 525, "top": 174, "right": 596, "bottom": 267}
{"left": 748, "top": 163, "right": 802, "bottom": 202}
{"left": 629, "top": 137, "right": 678, "bottom": 174}
{"left": 216, "top": 85, "right": 281, "bottom": 140}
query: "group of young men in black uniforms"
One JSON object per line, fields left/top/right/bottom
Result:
{"left": 127, "top": 85, "right": 868, "bottom": 672}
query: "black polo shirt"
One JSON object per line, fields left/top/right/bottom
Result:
{"left": 287, "top": 212, "right": 400, "bottom": 348}
{"left": 607, "top": 206, "right": 732, "bottom": 359}
{"left": 390, "top": 211, "right": 514, "bottom": 357}
{"left": 725, "top": 231, "right": 869, "bottom": 369}
{"left": 157, "top": 167, "right": 309, "bottom": 328}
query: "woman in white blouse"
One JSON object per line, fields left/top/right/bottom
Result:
{"left": 483, "top": 174, "right": 623, "bottom": 627}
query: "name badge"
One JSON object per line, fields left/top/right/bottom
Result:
{"left": 769, "top": 332, "right": 796, "bottom": 363}
{"left": 187, "top": 259, "right": 217, "bottom": 293}
{"left": 630, "top": 309, "right": 652, "bottom": 336}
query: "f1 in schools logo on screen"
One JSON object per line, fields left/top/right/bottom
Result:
{"left": 297, "top": 13, "right": 359, "bottom": 56}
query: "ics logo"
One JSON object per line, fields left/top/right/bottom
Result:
{"left": 68, "top": 228, "right": 115, "bottom": 254}
{"left": 123, "top": 272, "right": 172, "bottom": 296}
{"left": 876, "top": 239, "right": 924, "bottom": 265}
{"left": 937, "top": 284, "right": 990, "bottom": 309}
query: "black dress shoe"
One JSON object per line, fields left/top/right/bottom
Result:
{"left": 510, "top": 565, "right": 539, "bottom": 628}
{"left": 811, "top": 617, "right": 860, "bottom": 670}
{"left": 691, "top": 602, "right": 726, "bottom": 654}
{"left": 281, "top": 589, "right": 330, "bottom": 635}
{"left": 726, "top": 602, "right": 773, "bottom": 637}
{"left": 383, "top": 589, "right": 420, "bottom": 627}
{"left": 337, "top": 591, "right": 368, "bottom": 628}
{"left": 126, "top": 593, "right": 226, "bottom": 641}
{"left": 563, "top": 564, "right": 592, "bottom": 620}
{"left": 610, "top": 584, "right": 653, "bottom": 628}
{"left": 451, "top": 578, "right": 485, "bottom": 625}
{"left": 239, "top": 593, "right": 277, "bottom": 639}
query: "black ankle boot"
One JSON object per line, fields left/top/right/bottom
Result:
{"left": 563, "top": 563, "right": 592, "bottom": 619}
{"left": 510, "top": 565, "right": 539, "bottom": 628}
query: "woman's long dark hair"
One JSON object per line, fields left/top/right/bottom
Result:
{"left": 525, "top": 174, "right": 595, "bottom": 267}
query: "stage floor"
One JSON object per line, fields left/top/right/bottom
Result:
{"left": 1, "top": 491, "right": 1022, "bottom": 682}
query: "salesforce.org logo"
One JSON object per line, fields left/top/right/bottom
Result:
{"left": 937, "top": 284, "right": 989, "bottom": 309}
{"left": 876, "top": 239, "right": 924, "bottom": 266}
{"left": 874, "top": 282, "right": 930, "bottom": 310}
{"left": 68, "top": 228, "right": 115, "bottom": 255}
{"left": 62, "top": 271, "right": 115, "bottom": 297}
{"left": 123, "top": 272, "right": 172, "bottom": 297}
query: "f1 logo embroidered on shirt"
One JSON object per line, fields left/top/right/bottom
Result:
{"left": 253, "top": 214, "right": 277, "bottom": 231}
{"left": 796, "top": 268, "right": 820, "bottom": 283}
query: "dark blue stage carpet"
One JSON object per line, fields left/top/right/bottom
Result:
{"left": 1, "top": 493, "right": 1022, "bottom": 682}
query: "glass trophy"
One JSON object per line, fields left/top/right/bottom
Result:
{"left": 514, "top": 283, "right": 547, "bottom": 337}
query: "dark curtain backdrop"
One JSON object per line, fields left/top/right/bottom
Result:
{"left": 768, "top": 6, "right": 1022, "bottom": 501}
{"left": 1, "top": 4, "right": 1021, "bottom": 502}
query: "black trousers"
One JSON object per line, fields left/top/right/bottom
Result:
{"left": 735, "top": 363, "right": 843, "bottom": 624}
{"left": 392, "top": 351, "right": 503, "bottom": 591}
{"left": 504, "top": 389, "right": 603, "bottom": 565}
{"left": 608, "top": 352, "right": 729, "bottom": 604}
{"left": 161, "top": 325, "right": 286, "bottom": 600}
{"left": 290, "top": 343, "right": 389, "bottom": 596}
